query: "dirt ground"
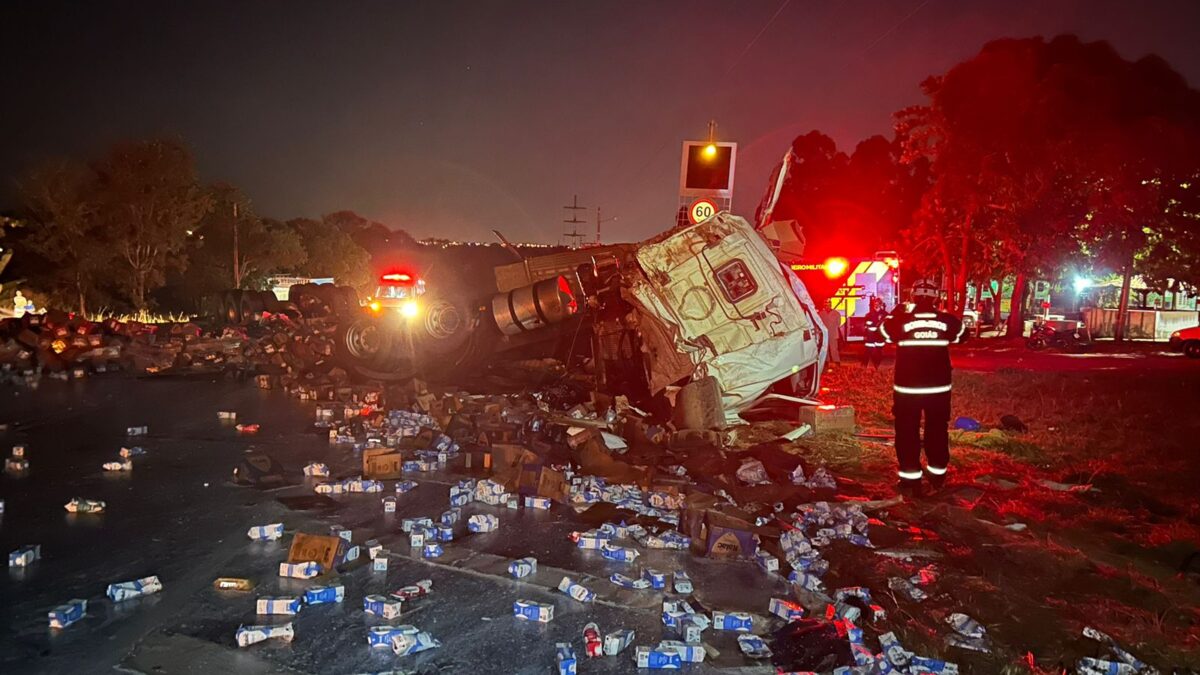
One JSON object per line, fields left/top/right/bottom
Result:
{"left": 745, "top": 356, "right": 1200, "bottom": 672}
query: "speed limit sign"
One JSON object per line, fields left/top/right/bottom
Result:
{"left": 688, "top": 198, "right": 718, "bottom": 224}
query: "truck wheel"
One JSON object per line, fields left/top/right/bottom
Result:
{"left": 335, "top": 316, "right": 414, "bottom": 382}
{"left": 223, "top": 290, "right": 244, "bottom": 325}
{"left": 338, "top": 286, "right": 359, "bottom": 310}
{"left": 415, "top": 294, "right": 473, "bottom": 357}
{"left": 240, "top": 291, "right": 265, "bottom": 323}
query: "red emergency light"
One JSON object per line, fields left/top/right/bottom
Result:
{"left": 381, "top": 272, "right": 413, "bottom": 282}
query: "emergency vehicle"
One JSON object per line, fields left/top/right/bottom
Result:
{"left": 367, "top": 272, "right": 427, "bottom": 318}
{"left": 788, "top": 252, "right": 900, "bottom": 342}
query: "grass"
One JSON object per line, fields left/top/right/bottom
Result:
{"left": 766, "top": 360, "right": 1200, "bottom": 671}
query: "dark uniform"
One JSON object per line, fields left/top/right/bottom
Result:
{"left": 880, "top": 295, "right": 964, "bottom": 489}
{"left": 863, "top": 304, "right": 887, "bottom": 368}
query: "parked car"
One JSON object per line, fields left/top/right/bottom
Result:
{"left": 1169, "top": 325, "right": 1200, "bottom": 358}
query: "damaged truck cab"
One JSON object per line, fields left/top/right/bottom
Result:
{"left": 491, "top": 212, "right": 826, "bottom": 417}
{"left": 625, "top": 212, "right": 826, "bottom": 415}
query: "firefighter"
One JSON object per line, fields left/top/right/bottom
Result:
{"left": 880, "top": 280, "right": 964, "bottom": 496}
{"left": 862, "top": 296, "right": 887, "bottom": 368}
{"left": 819, "top": 299, "right": 842, "bottom": 367}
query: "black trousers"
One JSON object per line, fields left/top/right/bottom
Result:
{"left": 864, "top": 346, "right": 883, "bottom": 368}
{"left": 893, "top": 391, "right": 951, "bottom": 479}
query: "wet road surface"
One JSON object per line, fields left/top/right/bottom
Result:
{"left": 2, "top": 376, "right": 787, "bottom": 674}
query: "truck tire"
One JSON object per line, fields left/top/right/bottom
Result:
{"left": 292, "top": 284, "right": 331, "bottom": 318}
{"left": 414, "top": 293, "right": 473, "bottom": 357}
{"left": 334, "top": 315, "right": 415, "bottom": 382}
{"left": 223, "top": 290, "right": 244, "bottom": 325}
{"left": 240, "top": 291, "right": 265, "bottom": 323}
{"left": 338, "top": 286, "right": 359, "bottom": 311}
{"left": 255, "top": 290, "right": 280, "bottom": 315}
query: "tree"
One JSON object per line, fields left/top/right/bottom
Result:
{"left": 94, "top": 139, "right": 212, "bottom": 309}
{"left": 322, "top": 210, "right": 417, "bottom": 254}
{"left": 188, "top": 184, "right": 306, "bottom": 294}
{"left": 17, "top": 159, "right": 113, "bottom": 314}
{"left": 896, "top": 35, "right": 1200, "bottom": 333}
{"left": 756, "top": 131, "right": 925, "bottom": 261}
{"left": 288, "top": 217, "right": 373, "bottom": 290}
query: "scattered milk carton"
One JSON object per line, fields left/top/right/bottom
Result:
{"left": 279, "top": 561, "right": 321, "bottom": 579}
{"left": 256, "top": 596, "right": 301, "bottom": 615}
{"left": 513, "top": 599, "right": 554, "bottom": 622}
{"left": 247, "top": 523, "right": 284, "bottom": 541}
{"left": 48, "top": 599, "right": 87, "bottom": 629}
{"left": 236, "top": 622, "right": 294, "bottom": 647}
{"left": 107, "top": 575, "right": 163, "bottom": 602}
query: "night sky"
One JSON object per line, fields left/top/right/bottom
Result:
{"left": 3, "top": 1, "right": 1199, "bottom": 244}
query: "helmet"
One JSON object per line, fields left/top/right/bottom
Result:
{"left": 912, "top": 279, "right": 939, "bottom": 300}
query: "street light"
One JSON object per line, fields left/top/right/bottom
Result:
{"left": 1073, "top": 276, "right": 1092, "bottom": 294}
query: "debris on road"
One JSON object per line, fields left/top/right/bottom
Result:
{"left": 64, "top": 497, "right": 105, "bottom": 513}
{"left": 48, "top": 599, "right": 87, "bottom": 629}
{"left": 391, "top": 627, "right": 441, "bottom": 655}
{"left": 213, "top": 577, "right": 255, "bottom": 592}
{"left": 9, "top": 544, "right": 41, "bottom": 567}
{"left": 107, "top": 575, "right": 163, "bottom": 602}
{"left": 514, "top": 599, "right": 554, "bottom": 622}
{"left": 101, "top": 458, "right": 132, "bottom": 471}
{"left": 256, "top": 596, "right": 301, "bottom": 615}
{"left": 236, "top": 622, "right": 295, "bottom": 647}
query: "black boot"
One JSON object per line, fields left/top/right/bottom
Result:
{"left": 896, "top": 478, "right": 924, "bottom": 499}
{"left": 927, "top": 472, "right": 948, "bottom": 492}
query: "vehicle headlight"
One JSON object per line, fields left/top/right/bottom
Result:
{"left": 1171, "top": 330, "right": 1181, "bottom": 339}
{"left": 400, "top": 300, "right": 420, "bottom": 318}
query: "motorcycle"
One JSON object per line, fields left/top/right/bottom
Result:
{"left": 1026, "top": 319, "right": 1092, "bottom": 351}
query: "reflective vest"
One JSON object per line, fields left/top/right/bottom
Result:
{"left": 880, "top": 309, "right": 964, "bottom": 394}
{"left": 863, "top": 308, "right": 887, "bottom": 348}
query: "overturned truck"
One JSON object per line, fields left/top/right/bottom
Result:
{"left": 237, "top": 214, "right": 828, "bottom": 416}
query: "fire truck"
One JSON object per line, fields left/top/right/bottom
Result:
{"left": 788, "top": 252, "right": 900, "bottom": 342}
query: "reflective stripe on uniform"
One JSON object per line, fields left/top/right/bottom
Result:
{"left": 879, "top": 321, "right": 891, "bottom": 341}
{"left": 926, "top": 465, "right": 947, "bottom": 475}
{"left": 914, "top": 313, "right": 937, "bottom": 318}
{"left": 898, "top": 339, "right": 949, "bottom": 346}
{"left": 893, "top": 384, "right": 952, "bottom": 395}
{"left": 898, "top": 470, "right": 923, "bottom": 480}
{"left": 864, "top": 342, "right": 885, "bottom": 348}
{"left": 955, "top": 322, "right": 966, "bottom": 341}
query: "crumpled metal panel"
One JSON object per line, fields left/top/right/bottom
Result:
{"left": 630, "top": 213, "right": 823, "bottom": 417}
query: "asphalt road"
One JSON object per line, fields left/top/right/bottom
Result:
{"left": 1, "top": 375, "right": 789, "bottom": 674}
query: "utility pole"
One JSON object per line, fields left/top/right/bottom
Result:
{"left": 562, "top": 195, "right": 587, "bottom": 249}
{"left": 232, "top": 202, "right": 240, "bottom": 289}
{"left": 595, "top": 207, "right": 616, "bottom": 246}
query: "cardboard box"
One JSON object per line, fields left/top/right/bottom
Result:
{"left": 799, "top": 404, "right": 856, "bottom": 434}
{"left": 492, "top": 444, "right": 536, "bottom": 489}
{"left": 287, "top": 533, "right": 346, "bottom": 571}
{"left": 703, "top": 512, "right": 759, "bottom": 559}
{"left": 681, "top": 495, "right": 760, "bottom": 559}
{"left": 363, "top": 448, "right": 404, "bottom": 479}
{"left": 517, "top": 463, "right": 569, "bottom": 503}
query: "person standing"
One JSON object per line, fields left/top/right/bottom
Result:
{"left": 862, "top": 297, "right": 887, "bottom": 368}
{"left": 880, "top": 280, "right": 964, "bottom": 496}
{"left": 818, "top": 299, "right": 842, "bottom": 366}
